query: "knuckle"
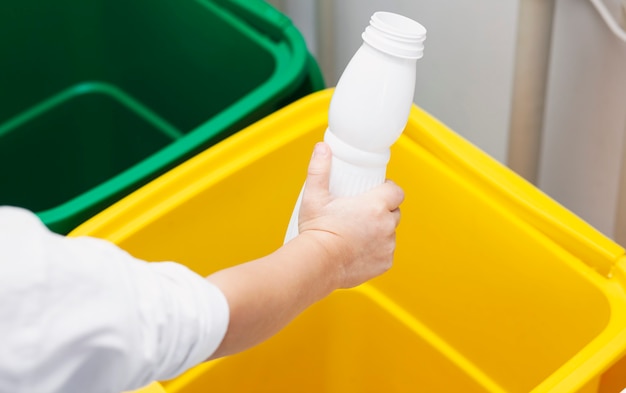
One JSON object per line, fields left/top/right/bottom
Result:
{"left": 396, "top": 186, "right": 405, "bottom": 202}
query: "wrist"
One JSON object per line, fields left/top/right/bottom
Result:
{"left": 292, "top": 230, "right": 349, "bottom": 293}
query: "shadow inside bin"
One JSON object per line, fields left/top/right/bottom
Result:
{"left": 0, "top": 82, "right": 181, "bottom": 211}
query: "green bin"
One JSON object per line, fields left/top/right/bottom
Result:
{"left": 0, "top": 0, "right": 324, "bottom": 234}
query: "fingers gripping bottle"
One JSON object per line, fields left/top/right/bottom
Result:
{"left": 284, "top": 11, "right": 426, "bottom": 242}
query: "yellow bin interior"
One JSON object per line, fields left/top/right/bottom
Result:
{"left": 71, "top": 89, "right": 626, "bottom": 393}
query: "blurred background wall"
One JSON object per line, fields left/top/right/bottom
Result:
{"left": 267, "top": 0, "right": 626, "bottom": 244}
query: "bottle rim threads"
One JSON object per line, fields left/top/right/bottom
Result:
{"left": 362, "top": 12, "right": 427, "bottom": 59}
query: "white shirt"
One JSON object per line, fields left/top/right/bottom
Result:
{"left": 0, "top": 206, "right": 229, "bottom": 393}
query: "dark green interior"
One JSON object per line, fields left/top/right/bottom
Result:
{"left": 0, "top": 0, "right": 275, "bottom": 213}
{"left": 0, "top": 86, "right": 176, "bottom": 211}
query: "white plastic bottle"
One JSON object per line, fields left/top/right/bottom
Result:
{"left": 284, "top": 11, "right": 426, "bottom": 242}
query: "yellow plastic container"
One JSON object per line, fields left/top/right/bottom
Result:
{"left": 71, "top": 89, "right": 626, "bottom": 392}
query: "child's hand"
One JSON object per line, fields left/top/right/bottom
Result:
{"left": 297, "top": 142, "right": 404, "bottom": 288}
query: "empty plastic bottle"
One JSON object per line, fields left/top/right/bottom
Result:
{"left": 285, "top": 11, "right": 426, "bottom": 242}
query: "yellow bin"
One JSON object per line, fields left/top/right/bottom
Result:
{"left": 71, "top": 89, "right": 626, "bottom": 392}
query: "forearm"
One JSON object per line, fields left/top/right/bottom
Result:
{"left": 206, "top": 232, "right": 339, "bottom": 359}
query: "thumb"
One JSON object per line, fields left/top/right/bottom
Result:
{"left": 302, "top": 142, "right": 332, "bottom": 201}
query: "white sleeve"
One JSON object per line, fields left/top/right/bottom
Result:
{"left": 0, "top": 206, "right": 229, "bottom": 393}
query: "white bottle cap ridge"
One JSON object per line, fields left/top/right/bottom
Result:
{"left": 362, "top": 12, "right": 427, "bottom": 59}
